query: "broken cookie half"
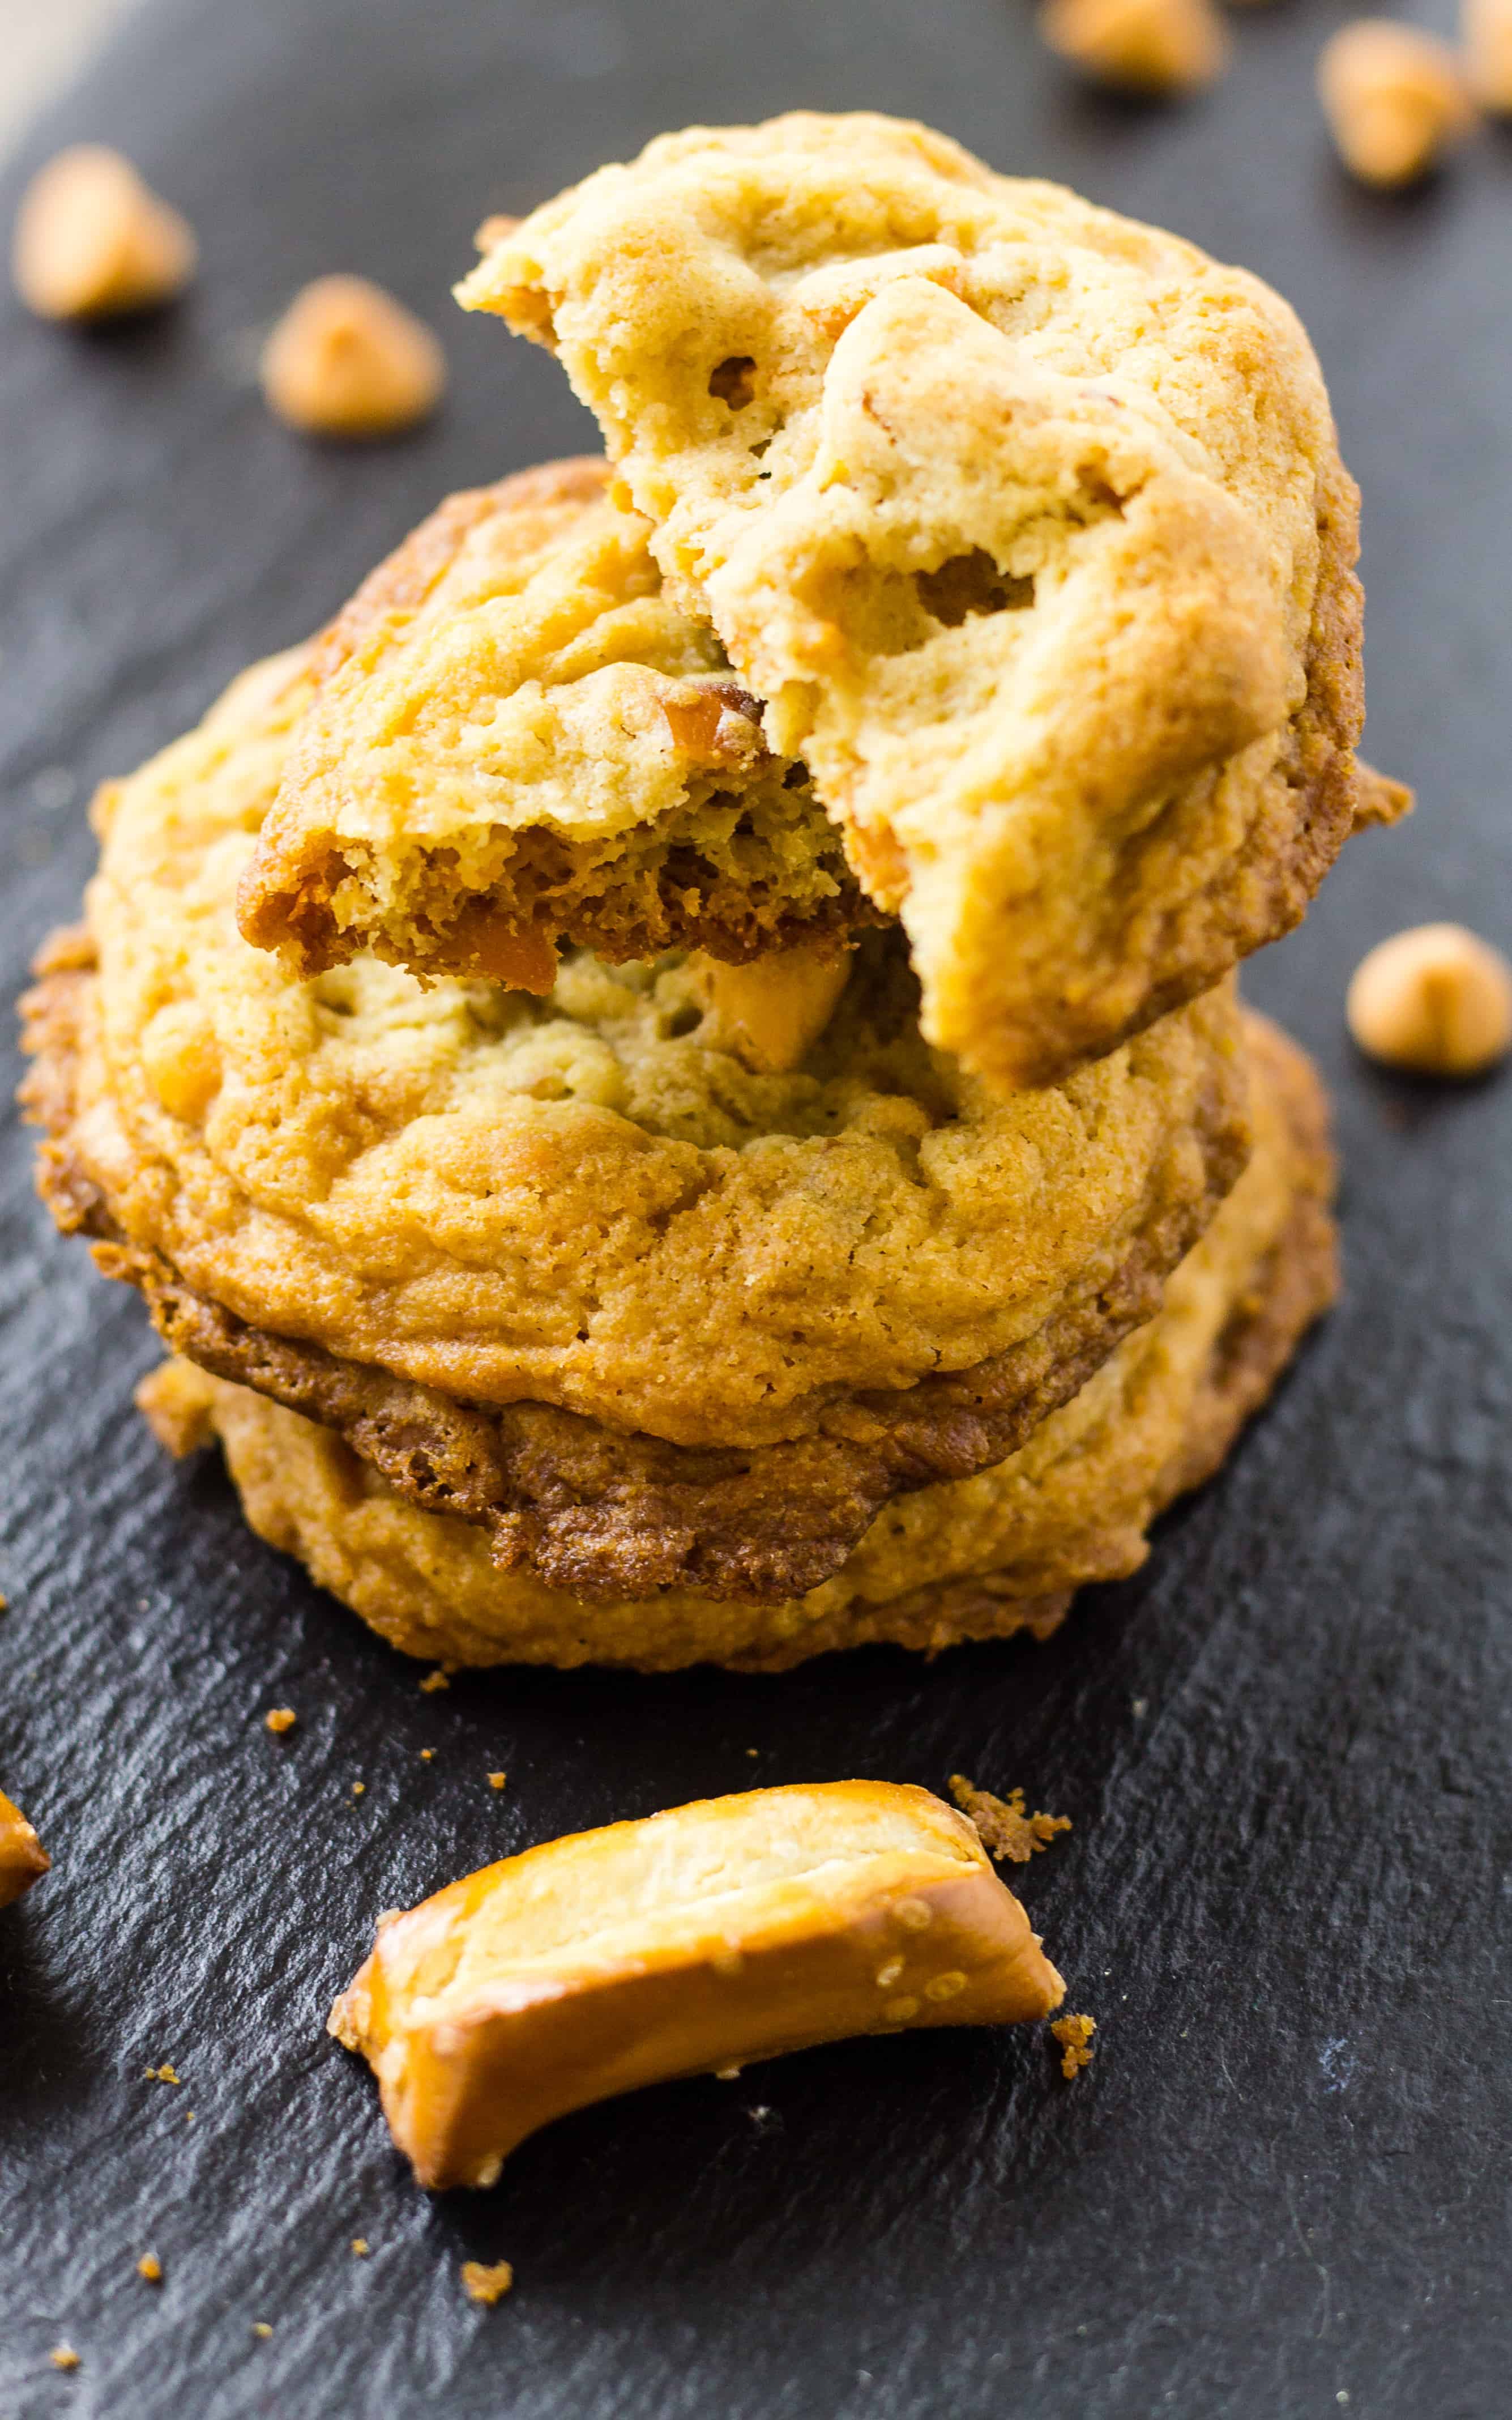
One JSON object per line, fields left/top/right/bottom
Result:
{"left": 330, "top": 1780, "right": 1063, "bottom": 2188}
{"left": 459, "top": 111, "right": 1408, "bottom": 1088}
{"left": 237, "top": 457, "right": 877, "bottom": 989}
{"left": 0, "top": 1789, "right": 50, "bottom": 1909}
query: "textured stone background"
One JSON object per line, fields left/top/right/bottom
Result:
{"left": 0, "top": 3, "right": 1508, "bottom": 2417}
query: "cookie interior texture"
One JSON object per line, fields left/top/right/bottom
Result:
{"left": 22, "top": 642, "right": 1248, "bottom": 1498}
{"left": 138, "top": 1013, "right": 1336, "bottom": 1671}
{"left": 461, "top": 110, "right": 1380, "bottom": 1089}
{"left": 238, "top": 459, "right": 881, "bottom": 990}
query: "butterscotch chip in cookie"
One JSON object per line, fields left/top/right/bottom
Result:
{"left": 260, "top": 276, "right": 445, "bottom": 438}
{"left": 13, "top": 145, "right": 195, "bottom": 321}
{"left": 1347, "top": 922, "right": 1512, "bottom": 1075}
{"left": 20, "top": 645, "right": 1253, "bottom": 1601}
{"left": 329, "top": 1781, "right": 1063, "bottom": 2187}
{"left": 0, "top": 1788, "right": 49, "bottom": 1908}
{"left": 1318, "top": 24, "right": 1476, "bottom": 186}
{"left": 143, "top": 1015, "right": 1337, "bottom": 1669}
{"left": 1040, "top": 0, "right": 1229, "bottom": 96}
{"left": 237, "top": 462, "right": 874, "bottom": 986}
{"left": 461, "top": 112, "right": 1374, "bottom": 1090}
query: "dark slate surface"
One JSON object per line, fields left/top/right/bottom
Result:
{"left": 1, "top": 2, "right": 1509, "bottom": 2413}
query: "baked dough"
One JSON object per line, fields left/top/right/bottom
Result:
{"left": 238, "top": 460, "right": 878, "bottom": 987}
{"left": 22, "top": 643, "right": 1246, "bottom": 1477}
{"left": 138, "top": 1013, "right": 1335, "bottom": 1667}
{"left": 462, "top": 112, "right": 1385, "bottom": 1088}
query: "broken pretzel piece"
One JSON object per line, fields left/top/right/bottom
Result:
{"left": 0, "top": 1788, "right": 50, "bottom": 1909}
{"left": 330, "top": 1779, "right": 1063, "bottom": 2189}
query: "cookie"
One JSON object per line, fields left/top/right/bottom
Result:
{"left": 140, "top": 1013, "right": 1334, "bottom": 1671}
{"left": 23, "top": 634, "right": 1248, "bottom": 1490}
{"left": 461, "top": 112, "right": 1396, "bottom": 1089}
{"left": 238, "top": 459, "right": 879, "bottom": 987}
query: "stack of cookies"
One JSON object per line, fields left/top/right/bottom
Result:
{"left": 22, "top": 113, "right": 1404, "bottom": 1676}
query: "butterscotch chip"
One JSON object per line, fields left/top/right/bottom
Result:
{"left": 461, "top": 113, "right": 1373, "bottom": 1092}
{"left": 146, "top": 1015, "right": 1340, "bottom": 1672}
{"left": 1464, "top": 0, "right": 1512, "bottom": 108}
{"left": 1347, "top": 922, "right": 1512, "bottom": 1075}
{"left": 13, "top": 145, "right": 194, "bottom": 321}
{"left": 260, "top": 276, "right": 445, "bottom": 438}
{"left": 460, "top": 2258, "right": 515, "bottom": 2303}
{"left": 329, "top": 1781, "right": 1063, "bottom": 2187}
{"left": 1040, "top": 0, "right": 1228, "bottom": 95}
{"left": 488, "top": 1772, "right": 507, "bottom": 1791}
{"left": 686, "top": 944, "right": 851, "bottom": 1074}
{"left": 0, "top": 1788, "right": 50, "bottom": 1909}
{"left": 1318, "top": 23, "right": 1476, "bottom": 186}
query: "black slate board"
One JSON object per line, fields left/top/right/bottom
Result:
{"left": 1, "top": 3, "right": 1509, "bottom": 2414}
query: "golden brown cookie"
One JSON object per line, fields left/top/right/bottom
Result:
{"left": 238, "top": 461, "right": 878, "bottom": 987}
{"left": 21, "top": 643, "right": 1250, "bottom": 1604}
{"left": 461, "top": 112, "right": 1391, "bottom": 1089}
{"left": 136, "top": 1013, "right": 1334, "bottom": 1668}
{"left": 0, "top": 1789, "right": 50, "bottom": 1908}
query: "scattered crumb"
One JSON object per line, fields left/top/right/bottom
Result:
{"left": 1131, "top": 1697, "right": 1148, "bottom": 1719}
{"left": 714, "top": 2065, "right": 742, "bottom": 2080}
{"left": 50, "top": 2345, "right": 79, "bottom": 2371}
{"left": 145, "top": 2064, "right": 181, "bottom": 2085}
{"left": 351, "top": 1782, "right": 366, "bottom": 1797}
{"left": 185, "top": 2111, "right": 195, "bottom": 2123}
{"left": 351, "top": 2239, "right": 370, "bottom": 2257}
{"left": 136, "top": 2254, "right": 162, "bottom": 2283}
{"left": 252, "top": 2322, "right": 272, "bottom": 2340}
{"left": 745, "top": 1748, "right": 759, "bottom": 1757}
{"left": 0, "top": 1592, "right": 7, "bottom": 1612}
{"left": 420, "top": 1670, "right": 450, "bottom": 1694}
{"left": 460, "top": 2258, "right": 514, "bottom": 2305}
{"left": 487, "top": 1771, "right": 507, "bottom": 1791}
{"left": 1051, "top": 2013, "right": 1097, "bottom": 2080}
{"left": 264, "top": 1708, "right": 296, "bottom": 1735}
{"left": 420, "top": 1749, "right": 434, "bottom": 1762}
{"left": 948, "top": 1775, "right": 1071, "bottom": 1864}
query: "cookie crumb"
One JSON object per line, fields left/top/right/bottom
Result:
{"left": 50, "top": 2345, "right": 80, "bottom": 2371}
{"left": 948, "top": 1775, "right": 1071, "bottom": 1864}
{"left": 146, "top": 2064, "right": 181, "bottom": 2085}
{"left": 351, "top": 1782, "right": 365, "bottom": 1797}
{"left": 264, "top": 1708, "right": 296, "bottom": 1735}
{"left": 1051, "top": 2012, "right": 1097, "bottom": 2079}
{"left": 487, "top": 1771, "right": 507, "bottom": 1791}
{"left": 252, "top": 2321, "right": 273, "bottom": 2339}
{"left": 419, "top": 1669, "right": 450, "bottom": 1694}
{"left": 351, "top": 2238, "right": 370, "bottom": 2257}
{"left": 420, "top": 1749, "right": 434, "bottom": 1762}
{"left": 136, "top": 2253, "right": 162, "bottom": 2283}
{"left": 460, "top": 2257, "right": 514, "bottom": 2305}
